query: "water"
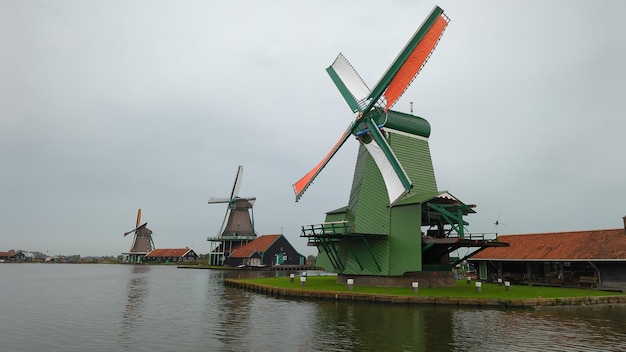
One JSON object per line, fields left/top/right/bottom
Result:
{"left": 1, "top": 264, "right": 625, "bottom": 351}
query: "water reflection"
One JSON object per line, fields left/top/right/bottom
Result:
{"left": 451, "top": 306, "right": 626, "bottom": 351}
{"left": 120, "top": 265, "right": 151, "bottom": 345}
{"left": 311, "top": 302, "right": 455, "bottom": 351}
{"left": 2, "top": 265, "right": 625, "bottom": 351}
{"left": 210, "top": 277, "right": 255, "bottom": 349}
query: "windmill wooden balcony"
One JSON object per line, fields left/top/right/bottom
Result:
{"left": 421, "top": 231, "right": 509, "bottom": 267}
{"left": 206, "top": 235, "right": 257, "bottom": 242}
{"left": 300, "top": 221, "right": 351, "bottom": 245}
{"left": 301, "top": 221, "right": 390, "bottom": 272}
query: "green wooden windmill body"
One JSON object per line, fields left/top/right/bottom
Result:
{"left": 294, "top": 7, "right": 502, "bottom": 280}
{"left": 314, "top": 111, "right": 438, "bottom": 276}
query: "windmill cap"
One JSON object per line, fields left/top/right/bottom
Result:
{"left": 373, "top": 109, "right": 431, "bottom": 138}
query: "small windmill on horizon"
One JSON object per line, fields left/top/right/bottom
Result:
{"left": 122, "top": 208, "right": 155, "bottom": 264}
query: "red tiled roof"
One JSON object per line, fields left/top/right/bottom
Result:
{"left": 0, "top": 251, "right": 15, "bottom": 256}
{"left": 146, "top": 248, "right": 193, "bottom": 258}
{"left": 230, "top": 234, "right": 281, "bottom": 258}
{"left": 471, "top": 228, "right": 626, "bottom": 261}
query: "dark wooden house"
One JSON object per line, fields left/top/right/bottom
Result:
{"left": 468, "top": 224, "right": 626, "bottom": 290}
{"left": 144, "top": 248, "right": 199, "bottom": 263}
{"left": 224, "top": 234, "right": 304, "bottom": 267}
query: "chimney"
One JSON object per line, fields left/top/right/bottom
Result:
{"left": 623, "top": 215, "right": 626, "bottom": 233}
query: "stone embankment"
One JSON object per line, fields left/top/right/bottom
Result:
{"left": 224, "top": 279, "right": 626, "bottom": 308}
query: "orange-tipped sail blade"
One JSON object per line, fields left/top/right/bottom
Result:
{"left": 293, "top": 126, "right": 352, "bottom": 201}
{"left": 384, "top": 13, "right": 448, "bottom": 110}
{"left": 362, "top": 6, "right": 448, "bottom": 114}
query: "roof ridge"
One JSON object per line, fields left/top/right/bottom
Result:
{"left": 500, "top": 228, "right": 623, "bottom": 236}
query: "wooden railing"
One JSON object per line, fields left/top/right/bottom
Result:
{"left": 301, "top": 221, "right": 350, "bottom": 237}
{"left": 447, "top": 232, "right": 499, "bottom": 241}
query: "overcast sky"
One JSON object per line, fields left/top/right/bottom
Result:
{"left": 1, "top": 1, "right": 625, "bottom": 257}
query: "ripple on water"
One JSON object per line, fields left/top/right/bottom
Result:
{"left": 2, "top": 264, "right": 626, "bottom": 352}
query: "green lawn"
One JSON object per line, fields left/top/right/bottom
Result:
{"left": 240, "top": 276, "right": 625, "bottom": 300}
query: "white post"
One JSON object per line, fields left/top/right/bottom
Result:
{"left": 466, "top": 276, "right": 472, "bottom": 284}
{"left": 475, "top": 281, "right": 482, "bottom": 293}
{"left": 505, "top": 281, "right": 511, "bottom": 291}
{"left": 412, "top": 282, "right": 419, "bottom": 293}
{"left": 290, "top": 273, "right": 295, "bottom": 283}
{"left": 300, "top": 276, "right": 307, "bottom": 286}
{"left": 347, "top": 278, "right": 354, "bottom": 291}
{"left": 497, "top": 278, "right": 503, "bottom": 286}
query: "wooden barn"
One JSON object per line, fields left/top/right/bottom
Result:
{"left": 0, "top": 251, "right": 15, "bottom": 262}
{"left": 468, "top": 219, "right": 626, "bottom": 291}
{"left": 144, "top": 248, "right": 199, "bottom": 263}
{"left": 223, "top": 234, "right": 304, "bottom": 267}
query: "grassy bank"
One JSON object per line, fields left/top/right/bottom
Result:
{"left": 239, "top": 276, "right": 625, "bottom": 300}
{"left": 177, "top": 264, "right": 238, "bottom": 270}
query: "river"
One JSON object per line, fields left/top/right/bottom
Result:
{"left": 1, "top": 264, "right": 624, "bottom": 351}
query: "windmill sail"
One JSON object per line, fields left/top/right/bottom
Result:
{"left": 362, "top": 119, "right": 412, "bottom": 204}
{"left": 136, "top": 208, "right": 142, "bottom": 227}
{"left": 230, "top": 165, "right": 244, "bottom": 200}
{"left": 364, "top": 6, "right": 449, "bottom": 113}
{"left": 293, "top": 6, "right": 448, "bottom": 203}
{"left": 383, "top": 12, "right": 448, "bottom": 110}
{"left": 326, "top": 53, "right": 371, "bottom": 112}
{"left": 293, "top": 126, "right": 353, "bottom": 201}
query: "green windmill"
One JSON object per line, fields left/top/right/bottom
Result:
{"left": 294, "top": 6, "right": 507, "bottom": 287}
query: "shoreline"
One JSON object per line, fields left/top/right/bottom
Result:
{"left": 224, "top": 278, "right": 626, "bottom": 308}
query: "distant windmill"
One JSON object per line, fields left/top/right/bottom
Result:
{"left": 493, "top": 214, "right": 507, "bottom": 235}
{"left": 122, "top": 208, "right": 155, "bottom": 264}
{"left": 206, "top": 165, "right": 257, "bottom": 265}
